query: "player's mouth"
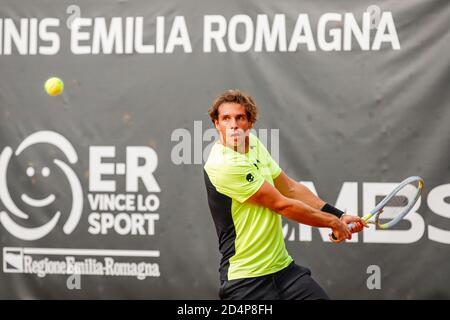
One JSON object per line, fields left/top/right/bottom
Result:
{"left": 229, "top": 132, "right": 242, "bottom": 138}
{"left": 21, "top": 194, "right": 55, "bottom": 207}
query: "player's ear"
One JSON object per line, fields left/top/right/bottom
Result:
{"left": 214, "top": 119, "right": 219, "bottom": 130}
{"left": 248, "top": 121, "right": 254, "bottom": 129}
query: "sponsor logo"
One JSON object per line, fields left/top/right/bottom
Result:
{"left": 0, "top": 131, "right": 82, "bottom": 240}
{"left": 283, "top": 181, "right": 450, "bottom": 244}
{"left": 0, "top": 131, "right": 162, "bottom": 281}
{"left": 3, "top": 247, "right": 160, "bottom": 280}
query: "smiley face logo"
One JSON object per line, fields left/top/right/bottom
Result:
{"left": 0, "top": 131, "right": 83, "bottom": 240}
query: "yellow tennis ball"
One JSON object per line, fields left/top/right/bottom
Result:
{"left": 44, "top": 77, "right": 64, "bottom": 96}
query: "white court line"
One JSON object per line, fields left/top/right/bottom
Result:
{"left": 19, "top": 247, "right": 160, "bottom": 257}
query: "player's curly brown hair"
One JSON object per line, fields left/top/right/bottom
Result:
{"left": 208, "top": 89, "right": 258, "bottom": 124}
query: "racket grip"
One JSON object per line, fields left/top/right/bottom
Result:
{"left": 331, "top": 223, "right": 354, "bottom": 240}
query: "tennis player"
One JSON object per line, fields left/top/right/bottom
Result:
{"left": 203, "top": 89, "right": 367, "bottom": 300}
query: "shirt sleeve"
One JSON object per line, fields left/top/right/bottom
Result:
{"left": 255, "top": 137, "right": 282, "bottom": 179}
{"left": 206, "top": 161, "right": 265, "bottom": 203}
{"left": 268, "top": 155, "right": 282, "bottom": 179}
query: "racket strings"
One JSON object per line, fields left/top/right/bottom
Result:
{"left": 384, "top": 194, "right": 409, "bottom": 207}
{"left": 375, "top": 181, "right": 421, "bottom": 228}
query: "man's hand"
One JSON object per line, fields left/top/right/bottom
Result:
{"left": 341, "top": 215, "right": 368, "bottom": 233}
{"left": 329, "top": 218, "right": 352, "bottom": 243}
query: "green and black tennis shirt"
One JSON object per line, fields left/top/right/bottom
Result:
{"left": 204, "top": 133, "right": 293, "bottom": 281}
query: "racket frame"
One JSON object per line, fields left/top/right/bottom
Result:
{"left": 360, "top": 176, "right": 424, "bottom": 230}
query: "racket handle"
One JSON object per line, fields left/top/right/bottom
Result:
{"left": 330, "top": 223, "right": 353, "bottom": 240}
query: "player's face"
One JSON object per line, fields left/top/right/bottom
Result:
{"left": 215, "top": 103, "right": 253, "bottom": 150}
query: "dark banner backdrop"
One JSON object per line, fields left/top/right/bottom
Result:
{"left": 0, "top": 0, "right": 449, "bottom": 299}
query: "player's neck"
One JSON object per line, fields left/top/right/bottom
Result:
{"left": 232, "top": 144, "right": 249, "bottom": 154}
{"left": 219, "top": 136, "right": 250, "bottom": 154}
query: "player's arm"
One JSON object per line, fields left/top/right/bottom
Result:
{"left": 246, "top": 181, "right": 351, "bottom": 242}
{"left": 273, "top": 171, "right": 325, "bottom": 210}
{"left": 273, "top": 171, "right": 367, "bottom": 232}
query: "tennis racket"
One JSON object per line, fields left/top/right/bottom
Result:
{"left": 331, "top": 176, "right": 424, "bottom": 240}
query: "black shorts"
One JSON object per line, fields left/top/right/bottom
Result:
{"left": 219, "top": 262, "right": 330, "bottom": 300}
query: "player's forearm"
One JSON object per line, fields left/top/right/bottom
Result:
{"left": 284, "top": 182, "right": 326, "bottom": 210}
{"left": 276, "top": 197, "right": 339, "bottom": 229}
